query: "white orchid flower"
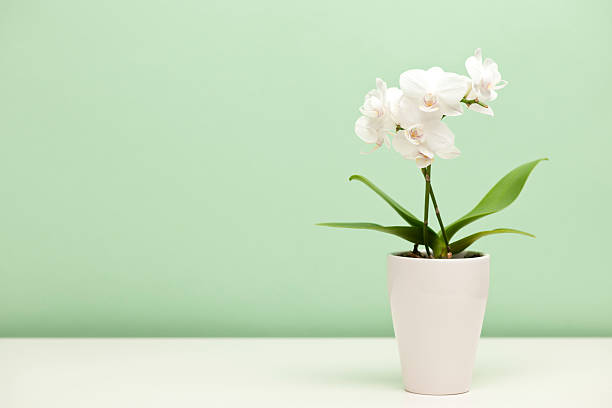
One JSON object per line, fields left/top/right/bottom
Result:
{"left": 354, "top": 115, "right": 394, "bottom": 150}
{"left": 391, "top": 106, "right": 460, "bottom": 168}
{"left": 399, "top": 67, "right": 468, "bottom": 117}
{"left": 359, "top": 78, "right": 387, "bottom": 118}
{"left": 464, "top": 48, "right": 508, "bottom": 116}
{"left": 355, "top": 79, "right": 398, "bottom": 151}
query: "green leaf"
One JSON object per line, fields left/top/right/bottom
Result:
{"left": 449, "top": 228, "right": 535, "bottom": 254}
{"left": 432, "top": 236, "right": 448, "bottom": 259}
{"left": 445, "top": 158, "right": 547, "bottom": 240}
{"left": 317, "top": 222, "right": 428, "bottom": 245}
{"left": 349, "top": 175, "right": 435, "bottom": 236}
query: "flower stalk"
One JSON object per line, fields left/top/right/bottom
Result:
{"left": 422, "top": 165, "right": 452, "bottom": 258}
{"left": 460, "top": 97, "right": 488, "bottom": 109}
{"left": 422, "top": 172, "right": 432, "bottom": 257}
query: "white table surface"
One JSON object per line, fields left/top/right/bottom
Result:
{"left": 0, "top": 338, "right": 610, "bottom": 407}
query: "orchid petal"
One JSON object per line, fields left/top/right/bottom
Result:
{"left": 355, "top": 116, "right": 380, "bottom": 144}
{"left": 465, "top": 57, "right": 482, "bottom": 81}
{"left": 424, "top": 120, "right": 455, "bottom": 153}
{"left": 495, "top": 80, "right": 508, "bottom": 90}
{"left": 392, "top": 131, "right": 419, "bottom": 159}
{"left": 468, "top": 103, "right": 494, "bottom": 116}
{"left": 415, "top": 152, "right": 434, "bottom": 168}
{"left": 386, "top": 87, "right": 403, "bottom": 122}
{"left": 399, "top": 69, "right": 430, "bottom": 98}
{"left": 436, "top": 145, "right": 461, "bottom": 159}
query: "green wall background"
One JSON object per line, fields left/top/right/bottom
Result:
{"left": 0, "top": 0, "right": 610, "bottom": 337}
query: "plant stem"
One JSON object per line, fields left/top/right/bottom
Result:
{"left": 422, "top": 166, "right": 452, "bottom": 258}
{"left": 422, "top": 170, "right": 432, "bottom": 258}
{"left": 460, "top": 97, "right": 488, "bottom": 109}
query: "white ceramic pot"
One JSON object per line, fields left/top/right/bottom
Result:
{"left": 387, "top": 251, "right": 490, "bottom": 395}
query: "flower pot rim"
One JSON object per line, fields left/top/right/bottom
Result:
{"left": 388, "top": 251, "right": 490, "bottom": 263}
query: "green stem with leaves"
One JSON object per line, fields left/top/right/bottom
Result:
{"left": 422, "top": 165, "right": 451, "bottom": 258}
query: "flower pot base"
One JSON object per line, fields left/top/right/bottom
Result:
{"left": 404, "top": 388, "right": 469, "bottom": 396}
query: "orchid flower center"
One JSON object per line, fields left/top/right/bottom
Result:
{"left": 407, "top": 125, "right": 425, "bottom": 145}
{"left": 423, "top": 93, "right": 438, "bottom": 108}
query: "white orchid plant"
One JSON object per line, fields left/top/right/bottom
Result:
{"left": 320, "top": 49, "right": 546, "bottom": 259}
